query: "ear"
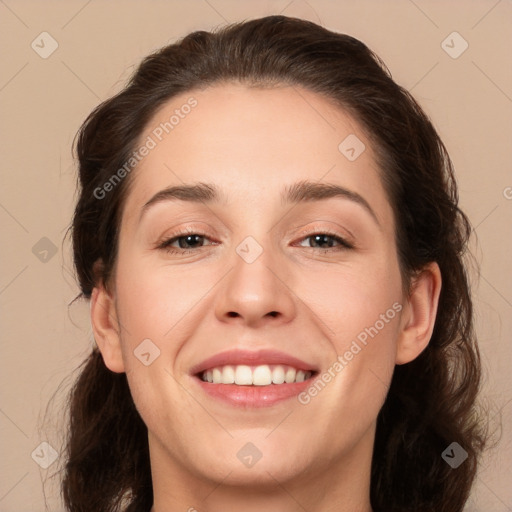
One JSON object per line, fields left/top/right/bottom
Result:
{"left": 396, "top": 262, "right": 442, "bottom": 365}
{"left": 90, "top": 281, "right": 125, "bottom": 373}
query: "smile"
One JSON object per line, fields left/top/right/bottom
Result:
{"left": 200, "top": 364, "right": 314, "bottom": 385}
{"left": 191, "top": 349, "right": 319, "bottom": 407}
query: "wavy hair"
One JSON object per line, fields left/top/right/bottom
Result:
{"left": 63, "top": 15, "right": 488, "bottom": 512}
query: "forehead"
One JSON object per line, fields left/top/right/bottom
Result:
{"left": 121, "top": 83, "right": 393, "bottom": 230}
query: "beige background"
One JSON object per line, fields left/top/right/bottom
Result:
{"left": 0, "top": 1, "right": 511, "bottom": 510}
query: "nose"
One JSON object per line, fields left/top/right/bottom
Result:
{"left": 214, "top": 242, "right": 297, "bottom": 329}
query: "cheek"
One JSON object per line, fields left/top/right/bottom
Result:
{"left": 296, "top": 252, "right": 402, "bottom": 406}
{"left": 114, "top": 255, "right": 207, "bottom": 335}
{"left": 113, "top": 253, "right": 220, "bottom": 381}
{"left": 297, "top": 251, "right": 403, "bottom": 345}
{"left": 113, "top": 256, "right": 203, "bottom": 432}
{"left": 298, "top": 274, "right": 402, "bottom": 450}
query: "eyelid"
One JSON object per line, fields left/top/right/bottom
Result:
{"left": 154, "top": 227, "right": 217, "bottom": 250}
{"left": 290, "top": 221, "right": 355, "bottom": 245}
{"left": 293, "top": 231, "right": 354, "bottom": 250}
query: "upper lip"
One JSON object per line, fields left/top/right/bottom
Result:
{"left": 190, "top": 349, "right": 318, "bottom": 376}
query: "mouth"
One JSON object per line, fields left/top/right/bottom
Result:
{"left": 190, "top": 349, "right": 318, "bottom": 407}
{"left": 198, "top": 364, "right": 314, "bottom": 385}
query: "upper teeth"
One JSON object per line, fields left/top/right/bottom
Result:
{"left": 201, "top": 365, "right": 313, "bottom": 386}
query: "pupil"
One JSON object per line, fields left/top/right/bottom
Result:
{"left": 313, "top": 235, "right": 333, "bottom": 248}
{"left": 180, "top": 235, "right": 203, "bottom": 249}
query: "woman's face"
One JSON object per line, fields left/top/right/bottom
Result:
{"left": 93, "top": 83, "right": 432, "bottom": 500}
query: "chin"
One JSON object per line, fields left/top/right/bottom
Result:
{"left": 201, "top": 456, "right": 310, "bottom": 488}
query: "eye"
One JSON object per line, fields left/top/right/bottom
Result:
{"left": 297, "top": 232, "right": 354, "bottom": 251}
{"left": 157, "top": 231, "right": 216, "bottom": 254}
{"left": 156, "top": 229, "right": 354, "bottom": 255}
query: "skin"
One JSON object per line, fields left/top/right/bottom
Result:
{"left": 91, "top": 83, "right": 441, "bottom": 512}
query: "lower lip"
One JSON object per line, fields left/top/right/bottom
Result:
{"left": 193, "top": 376, "right": 315, "bottom": 407}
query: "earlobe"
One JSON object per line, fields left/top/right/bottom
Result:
{"left": 90, "top": 284, "right": 125, "bottom": 373}
{"left": 396, "top": 262, "right": 442, "bottom": 365}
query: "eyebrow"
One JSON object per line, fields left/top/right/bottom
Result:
{"left": 139, "top": 180, "right": 380, "bottom": 227}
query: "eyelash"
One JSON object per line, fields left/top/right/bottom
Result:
{"left": 156, "top": 228, "right": 354, "bottom": 255}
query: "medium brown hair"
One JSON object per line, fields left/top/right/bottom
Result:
{"left": 63, "top": 15, "right": 488, "bottom": 511}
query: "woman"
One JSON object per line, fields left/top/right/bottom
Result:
{"left": 63, "top": 15, "right": 487, "bottom": 512}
